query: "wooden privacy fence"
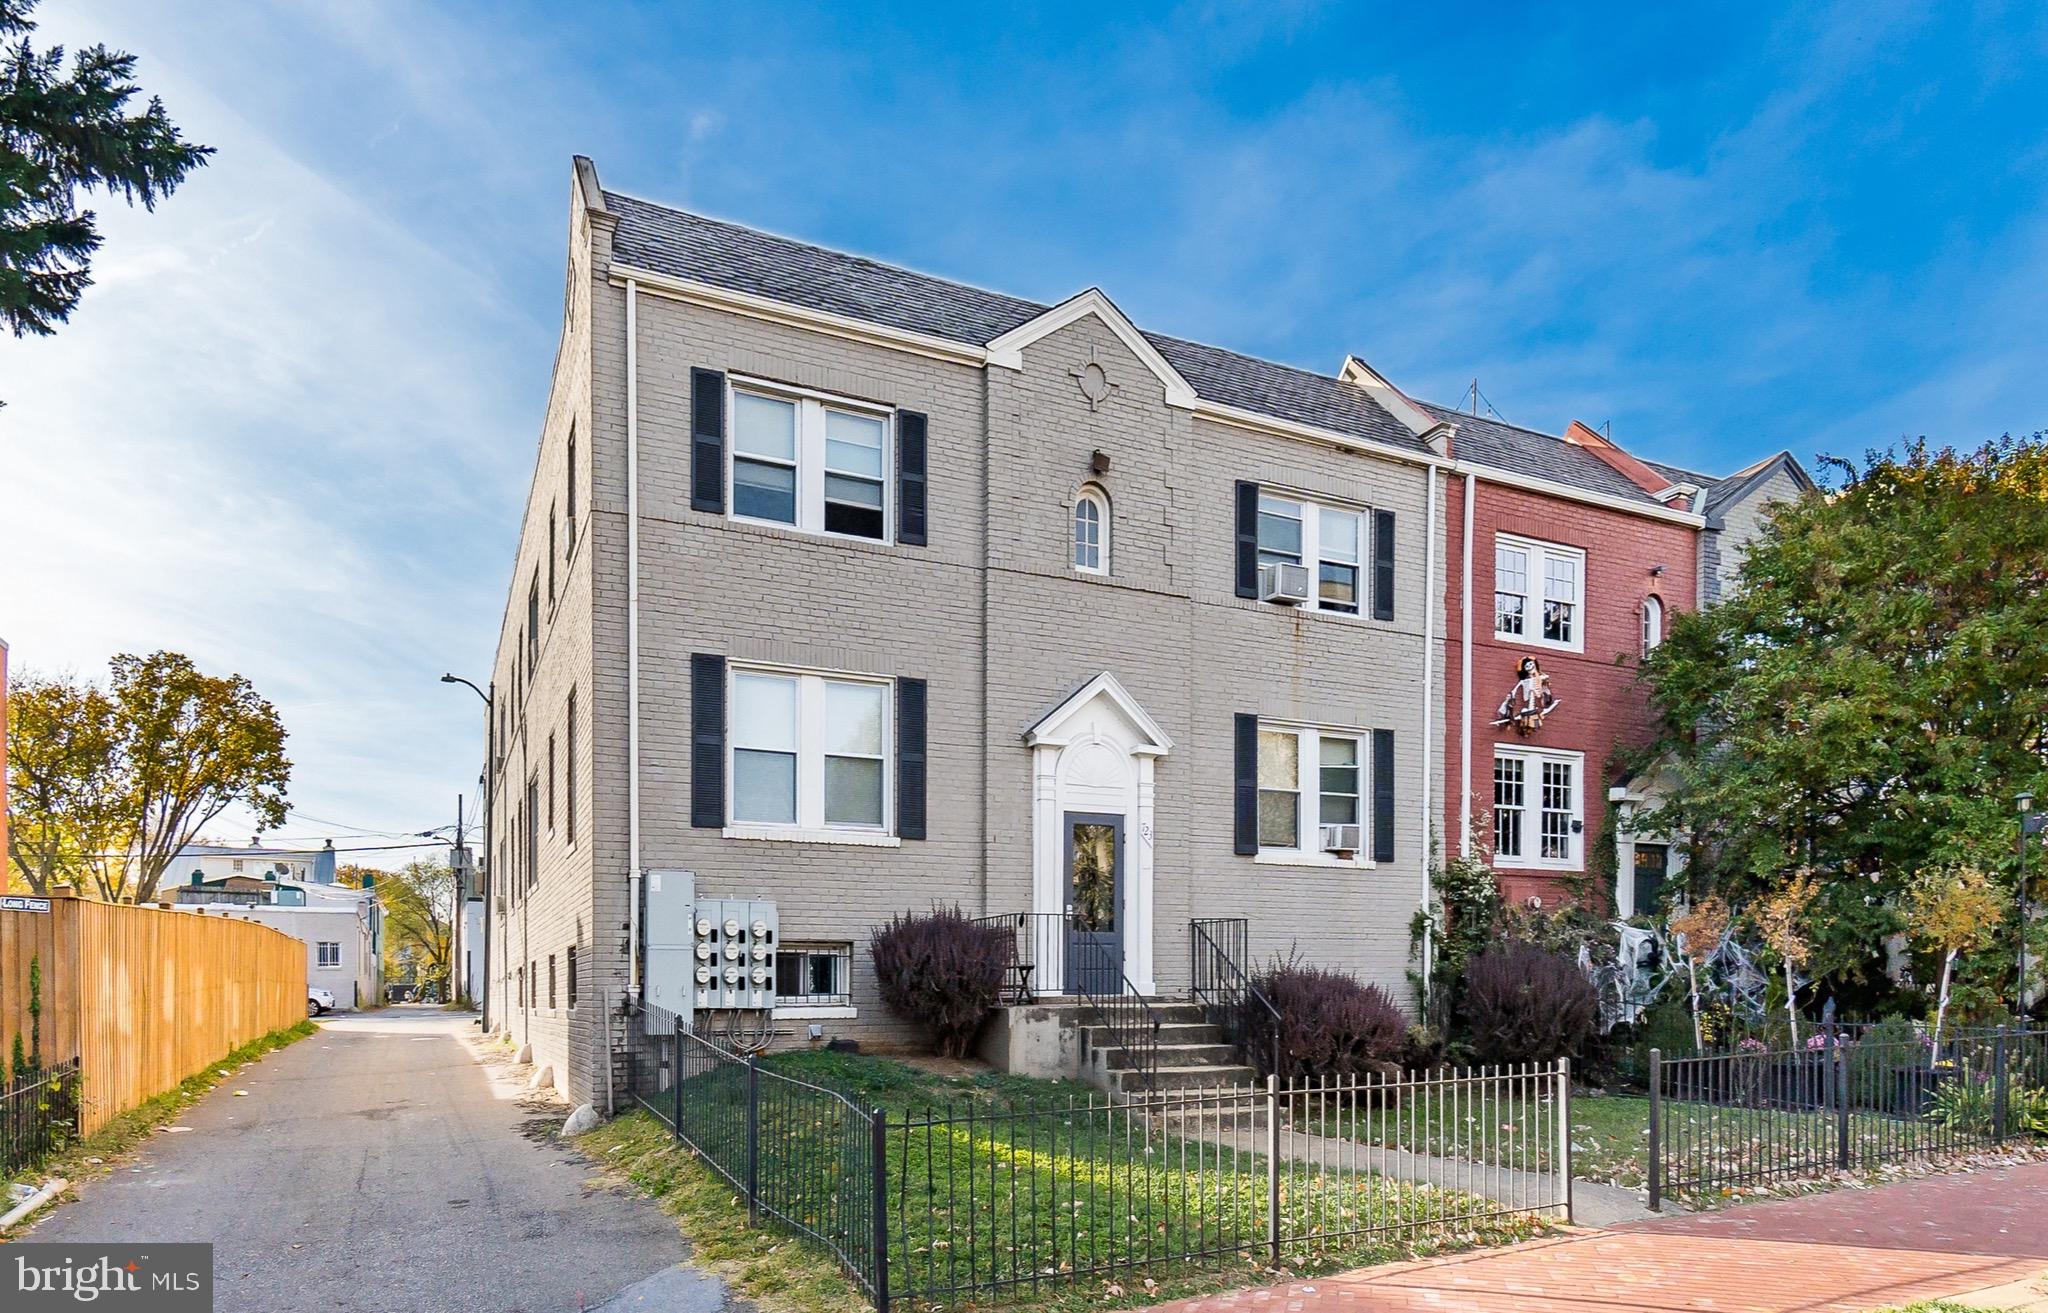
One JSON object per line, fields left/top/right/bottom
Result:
{"left": 1, "top": 893, "right": 306, "bottom": 1133}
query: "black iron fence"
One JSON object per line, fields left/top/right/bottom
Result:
{"left": 621, "top": 1010, "right": 1569, "bottom": 1311}
{"left": 1648, "top": 1025, "right": 2048, "bottom": 1210}
{"left": 1, "top": 1058, "right": 81, "bottom": 1178}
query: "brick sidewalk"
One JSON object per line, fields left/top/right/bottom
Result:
{"left": 1152, "top": 1162, "right": 2048, "bottom": 1313}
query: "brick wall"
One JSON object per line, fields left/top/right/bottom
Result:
{"left": 1441, "top": 477, "right": 1698, "bottom": 908}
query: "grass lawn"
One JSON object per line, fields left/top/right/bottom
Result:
{"left": 597, "top": 1051, "right": 1558, "bottom": 1312}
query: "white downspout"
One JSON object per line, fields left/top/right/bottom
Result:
{"left": 1419, "top": 467, "right": 1440, "bottom": 987}
{"left": 625, "top": 278, "right": 642, "bottom": 999}
{"left": 1458, "top": 471, "right": 1476, "bottom": 857}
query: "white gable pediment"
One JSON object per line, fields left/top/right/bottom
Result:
{"left": 986, "top": 289, "right": 1198, "bottom": 410}
{"left": 1024, "top": 671, "right": 1173, "bottom": 756}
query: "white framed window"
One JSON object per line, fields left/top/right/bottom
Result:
{"left": 1255, "top": 721, "right": 1371, "bottom": 864}
{"left": 1494, "top": 534, "right": 1585, "bottom": 651}
{"left": 1642, "top": 595, "right": 1664, "bottom": 652}
{"left": 775, "top": 943, "right": 853, "bottom": 1006}
{"left": 730, "top": 667, "right": 891, "bottom": 834}
{"left": 1073, "top": 485, "right": 1109, "bottom": 574}
{"left": 1257, "top": 492, "right": 1364, "bottom": 614}
{"left": 729, "top": 379, "right": 891, "bottom": 542}
{"left": 316, "top": 941, "right": 342, "bottom": 968}
{"left": 1492, "top": 746, "right": 1582, "bottom": 870}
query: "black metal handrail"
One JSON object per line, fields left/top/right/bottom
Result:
{"left": 1191, "top": 917, "right": 1282, "bottom": 1077}
{"left": 973, "top": 911, "right": 1161, "bottom": 1090}
{"left": 970, "top": 911, "right": 1062, "bottom": 1002}
{"left": 1068, "top": 936, "right": 1163, "bottom": 1093}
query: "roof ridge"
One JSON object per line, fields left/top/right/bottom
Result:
{"left": 1418, "top": 399, "right": 1565, "bottom": 443}
{"left": 605, "top": 189, "right": 1375, "bottom": 393}
{"left": 602, "top": 189, "right": 1050, "bottom": 318}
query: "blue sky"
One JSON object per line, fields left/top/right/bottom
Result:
{"left": 3, "top": 1, "right": 2044, "bottom": 858}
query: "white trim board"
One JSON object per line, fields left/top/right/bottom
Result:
{"left": 985, "top": 288, "right": 1199, "bottom": 410}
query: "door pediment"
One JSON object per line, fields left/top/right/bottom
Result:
{"left": 1024, "top": 672, "right": 1173, "bottom": 757}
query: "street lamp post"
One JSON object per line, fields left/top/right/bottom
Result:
{"left": 442, "top": 673, "right": 494, "bottom": 1030}
{"left": 2021, "top": 792, "right": 2043, "bottom": 1020}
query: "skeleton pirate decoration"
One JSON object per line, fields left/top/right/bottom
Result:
{"left": 1494, "top": 656, "right": 1560, "bottom": 735}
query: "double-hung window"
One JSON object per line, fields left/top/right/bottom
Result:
{"left": 730, "top": 382, "right": 890, "bottom": 542}
{"left": 1492, "top": 746, "right": 1582, "bottom": 869}
{"left": 1256, "top": 722, "right": 1370, "bottom": 861}
{"left": 775, "top": 943, "right": 854, "bottom": 1007}
{"left": 1257, "top": 493, "right": 1364, "bottom": 614}
{"left": 1494, "top": 535, "right": 1585, "bottom": 651}
{"left": 731, "top": 669, "right": 891, "bottom": 833}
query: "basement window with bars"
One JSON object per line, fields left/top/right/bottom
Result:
{"left": 775, "top": 943, "right": 853, "bottom": 1007}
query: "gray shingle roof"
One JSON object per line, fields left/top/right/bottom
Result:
{"left": 1417, "top": 403, "right": 1665, "bottom": 507}
{"left": 603, "top": 190, "right": 1434, "bottom": 456}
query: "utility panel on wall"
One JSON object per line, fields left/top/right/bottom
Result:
{"left": 643, "top": 868, "right": 697, "bottom": 1025}
{"left": 691, "top": 898, "right": 778, "bottom": 1011}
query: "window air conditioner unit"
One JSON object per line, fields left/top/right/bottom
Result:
{"left": 1259, "top": 562, "right": 1311, "bottom": 605}
{"left": 1319, "top": 823, "right": 1363, "bottom": 854}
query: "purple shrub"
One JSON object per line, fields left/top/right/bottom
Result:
{"left": 1244, "top": 960, "right": 1407, "bottom": 1081}
{"left": 868, "top": 906, "right": 1011, "bottom": 1058}
{"left": 1461, "top": 942, "right": 1598, "bottom": 1066}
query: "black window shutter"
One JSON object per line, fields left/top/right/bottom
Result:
{"left": 897, "top": 677, "right": 928, "bottom": 839}
{"left": 690, "top": 653, "right": 726, "bottom": 828}
{"left": 1234, "top": 481, "right": 1260, "bottom": 599}
{"left": 1371, "top": 728, "right": 1396, "bottom": 863}
{"left": 1372, "top": 508, "right": 1396, "bottom": 621}
{"left": 690, "top": 369, "right": 726, "bottom": 513}
{"left": 1233, "top": 713, "right": 1259, "bottom": 855}
{"left": 897, "top": 410, "right": 929, "bottom": 546}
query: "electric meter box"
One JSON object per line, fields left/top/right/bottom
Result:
{"left": 642, "top": 868, "right": 698, "bottom": 1026}
{"left": 690, "top": 897, "right": 778, "bottom": 1011}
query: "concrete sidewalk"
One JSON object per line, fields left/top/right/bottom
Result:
{"left": 22, "top": 1007, "right": 711, "bottom": 1313}
{"left": 1151, "top": 1161, "right": 2048, "bottom": 1313}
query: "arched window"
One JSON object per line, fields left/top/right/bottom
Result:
{"left": 1641, "top": 595, "right": 1664, "bottom": 652}
{"left": 1073, "top": 485, "right": 1109, "bottom": 574}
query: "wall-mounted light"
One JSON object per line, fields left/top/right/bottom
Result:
{"left": 1091, "top": 449, "right": 1111, "bottom": 475}
{"left": 1649, "top": 564, "right": 1667, "bottom": 577}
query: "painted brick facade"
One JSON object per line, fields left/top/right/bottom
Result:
{"left": 485, "top": 167, "right": 1450, "bottom": 1107}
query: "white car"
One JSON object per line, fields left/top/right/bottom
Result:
{"left": 308, "top": 986, "right": 337, "bottom": 1016}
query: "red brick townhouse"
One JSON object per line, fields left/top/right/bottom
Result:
{"left": 1430, "top": 407, "right": 1808, "bottom": 915}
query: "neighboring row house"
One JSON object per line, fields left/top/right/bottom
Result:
{"left": 482, "top": 157, "right": 1810, "bottom": 1105}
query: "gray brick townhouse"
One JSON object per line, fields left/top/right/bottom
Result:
{"left": 485, "top": 156, "right": 1741, "bottom": 1106}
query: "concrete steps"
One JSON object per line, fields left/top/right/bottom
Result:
{"left": 982, "top": 995, "right": 1264, "bottom": 1096}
